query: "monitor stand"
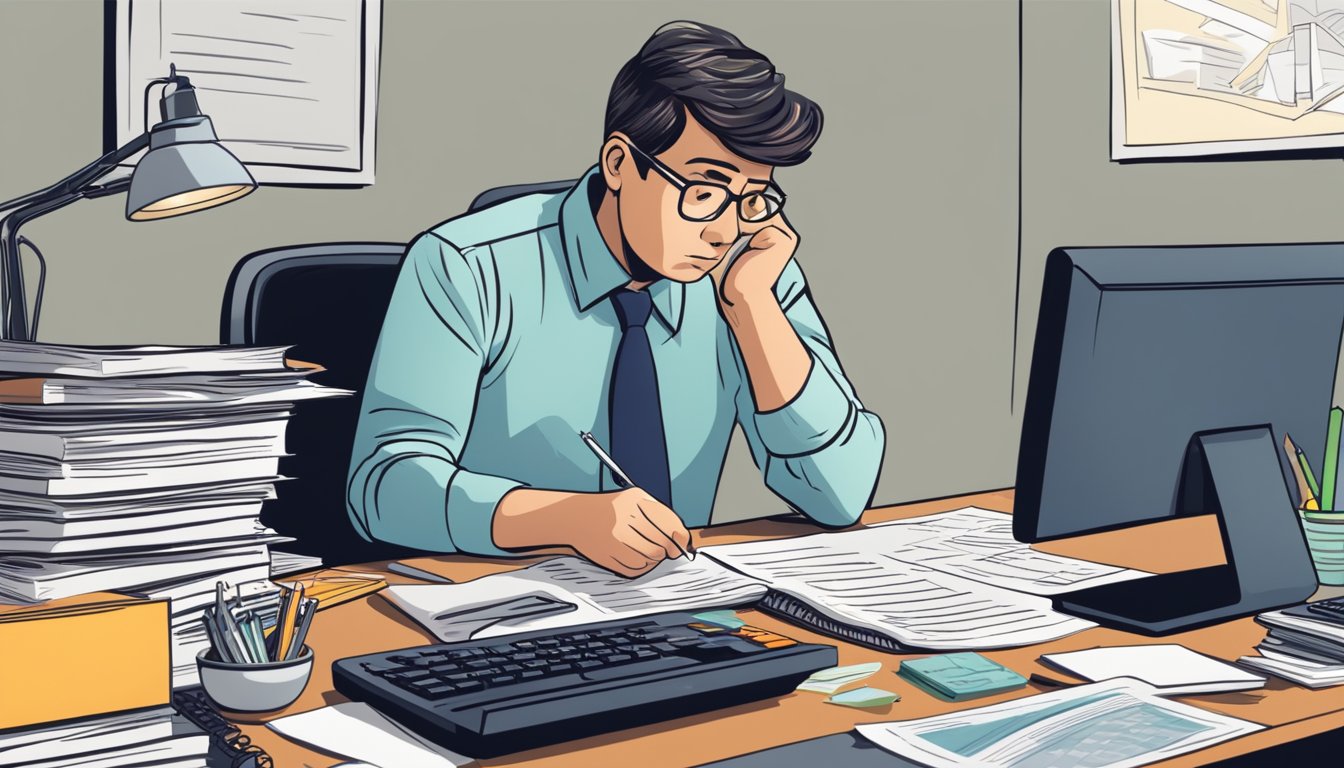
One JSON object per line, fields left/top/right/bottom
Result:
{"left": 1054, "top": 426, "right": 1319, "bottom": 635}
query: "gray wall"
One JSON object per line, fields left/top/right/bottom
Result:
{"left": 1019, "top": 0, "right": 1344, "bottom": 422}
{"left": 0, "top": 0, "right": 1021, "bottom": 524}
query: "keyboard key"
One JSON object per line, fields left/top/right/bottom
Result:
{"left": 520, "top": 670, "right": 545, "bottom": 680}
{"left": 514, "top": 641, "right": 537, "bottom": 650}
{"left": 513, "top": 652, "right": 538, "bottom": 661}
{"left": 576, "top": 660, "right": 603, "bottom": 670}
{"left": 522, "top": 660, "right": 548, "bottom": 669}
{"left": 386, "top": 669, "right": 432, "bottom": 683}
{"left": 501, "top": 664, "right": 524, "bottom": 673}
{"left": 412, "top": 683, "right": 456, "bottom": 700}
{"left": 455, "top": 679, "right": 485, "bottom": 693}
{"left": 490, "top": 674, "right": 518, "bottom": 685}
{"left": 535, "top": 639, "right": 561, "bottom": 647}
{"left": 635, "top": 649, "right": 659, "bottom": 660}
{"left": 465, "top": 660, "right": 492, "bottom": 669}
{"left": 486, "top": 644, "right": 516, "bottom": 654}
{"left": 607, "top": 653, "right": 633, "bottom": 663}
{"left": 444, "top": 673, "right": 475, "bottom": 683}
{"left": 548, "top": 663, "right": 574, "bottom": 674}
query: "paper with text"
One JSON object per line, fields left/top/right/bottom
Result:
{"left": 870, "top": 507, "right": 1152, "bottom": 595}
{"left": 855, "top": 679, "right": 1262, "bottom": 768}
{"left": 384, "top": 556, "right": 767, "bottom": 643}
{"left": 702, "top": 525, "right": 1098, "bottom": 649}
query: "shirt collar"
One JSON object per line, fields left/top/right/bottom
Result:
{"left": 558, "top": 166, "right": 684, "bottom": 335}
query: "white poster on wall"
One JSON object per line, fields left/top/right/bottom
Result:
{"left": 112, "top": 0, "right": 381, "bottom": 185}
{"left": 1113, "top": 0, "right": 1344, "bottom": 159}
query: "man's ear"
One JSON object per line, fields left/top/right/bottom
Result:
{"left": 600, "top": 134, "right": 631, "bottom": 193}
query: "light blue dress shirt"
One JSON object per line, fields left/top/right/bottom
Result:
{"left": 347, "top": 168, "right": 885, "bottom": 556}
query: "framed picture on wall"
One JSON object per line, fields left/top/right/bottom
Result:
{"left": 108, "top": 0, "right": 381, "bottom": 186}
{"left": 1112, "top": 0, "right": 1344, "bottom": 159}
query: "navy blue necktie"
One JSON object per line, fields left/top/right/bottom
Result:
{"left": 608, "top": 290, "right": 673, "bottom": 508}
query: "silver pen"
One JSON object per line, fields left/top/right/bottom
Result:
{"left": 578, "top": 431, "right": 694, "bottom": 560}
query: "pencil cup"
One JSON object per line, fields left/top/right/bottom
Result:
{"left": 197, "top": 645, "right": 314, "bottom": 712}
{"left": 1299, "top": 509, "right": 1344, "bottom": 586}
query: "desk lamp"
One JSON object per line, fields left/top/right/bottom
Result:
{"left": 0, "top": 64, "right": 256, "bottom": 340}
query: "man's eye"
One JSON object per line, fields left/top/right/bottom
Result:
{"left": 695, "top": 192, "right": 714, "bottom": 203}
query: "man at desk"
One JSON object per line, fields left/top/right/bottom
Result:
{"left": 347, "top": 21, "right": 884, "bottom": 577}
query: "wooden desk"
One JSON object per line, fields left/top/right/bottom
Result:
{"left": 237, "top": 490, "right": 1344, "bottom": 767}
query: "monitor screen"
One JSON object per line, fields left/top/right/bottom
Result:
{"left": 1015, "top": 244, "right": 1344, "bottom": 543}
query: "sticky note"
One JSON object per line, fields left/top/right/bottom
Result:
{"left": 826, "top": 687, "right": 900, "bottom": 708}
{"left": 692, "top": 610, "right": 745, "bottom": 629}
{"left": 796, "top": 662, "right": 882, "bottom": 694}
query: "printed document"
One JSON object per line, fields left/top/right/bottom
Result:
{"left": 855, "top": 679, "right": 1262, "bottom": 768}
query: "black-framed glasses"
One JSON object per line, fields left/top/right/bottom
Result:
{"left": 626, "top": 142, "right": 786, "bottom": 223}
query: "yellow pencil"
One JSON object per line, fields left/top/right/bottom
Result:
{"left": 275, "top": 583, "right": 304, "bottom": 662}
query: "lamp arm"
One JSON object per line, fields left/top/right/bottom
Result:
{"left": 0, "top": 192, "right": 85, "bottom": 341}
{"left": 0, "top": 133, "right": 149, "bottom": 341}
{"left": 0, "top": 132, "right": 150, "bottom": 217}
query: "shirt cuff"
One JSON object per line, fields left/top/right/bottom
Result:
{"left": 377, "top": 456, "right": 522, "bottom": 556}
{"left": 752, "top": 356, "right": 854, "bottom": 458}
{"left": 446, "top": 467, "right": 526, "bottom": 556}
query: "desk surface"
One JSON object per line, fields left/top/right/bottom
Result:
{"left": 237, "top": 490, "right": 1344, "bottom": 767}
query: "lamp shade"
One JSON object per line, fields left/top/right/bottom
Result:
{"left": 126, "top": 115, "right": 256, "bottom": 221}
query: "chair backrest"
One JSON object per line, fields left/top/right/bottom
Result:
{"left": 220, "top": 181, "right": 575, "bottom": 564}
{"left": 221, "top": 242, "right": 414, "bottom": 564}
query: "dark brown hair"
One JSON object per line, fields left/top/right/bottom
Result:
{"left": 605, "top": 21, "right": 823, "bottom": 171}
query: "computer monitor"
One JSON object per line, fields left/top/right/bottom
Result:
{"left": 1014, "top": 244, "right": 1344, "bottom": 634}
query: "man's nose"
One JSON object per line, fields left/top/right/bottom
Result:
{"left": 701, "top": 208, "right": 741, "bottom": 248}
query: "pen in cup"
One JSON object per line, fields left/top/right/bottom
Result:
{"left": 578, "top": 430, "right": 694, "bottom": 561}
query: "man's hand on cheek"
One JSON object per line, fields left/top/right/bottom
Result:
{"left": 713, "top": 215, "right": 798, "bottom": 313}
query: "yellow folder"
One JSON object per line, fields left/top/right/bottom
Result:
{"left": 0, "top": 593, "right": 169, "bottom": 730}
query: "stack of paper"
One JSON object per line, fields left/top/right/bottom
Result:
{"left": 1239, "top": 608, "right": 1344, "bottom": 688}
{"left": 897, "top": 653, "right": 1027, "bottom": 701}
{"left": 1042, "top": 644, "right": 1265, "bottom": 695}
{"left": 0, "top": 707, "right": 209, "bottom": 768}
{"left": 0, "top": 341, "right": 348, "bottom": 688}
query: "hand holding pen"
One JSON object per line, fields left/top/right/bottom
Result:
{"left": 579, "top": 431, "right": 696, "bottom": 566}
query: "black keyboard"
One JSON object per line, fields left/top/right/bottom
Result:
{"left": 332, "top": 611, "right": 836, "bottom": 757}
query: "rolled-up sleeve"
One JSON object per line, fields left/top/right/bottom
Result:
{"left": 735, "top": 259, "right": 886, "bottom": 528}
{"left": 346, "top": 232, "right": 523, "bottom": 555}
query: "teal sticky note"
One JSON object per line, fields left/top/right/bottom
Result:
{"left": 898, "top": 652, "right": 1027, "bottom": 701}
{"left": 691, "top": 610, "right": 745, "bottom": 629}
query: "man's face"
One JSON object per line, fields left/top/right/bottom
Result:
{"left": 603, "top": 114, "right": 777, "bottom": 283}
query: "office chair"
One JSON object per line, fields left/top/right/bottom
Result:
{"left": 221, "top": 179, "right": 574, "bottom": 565}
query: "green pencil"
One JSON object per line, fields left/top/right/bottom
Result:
{"left": 1299, "top": 452, "right": 1322, "bottom": 501}
{"left": 1323, "top": 407, "right": 1343, "bottom": 511}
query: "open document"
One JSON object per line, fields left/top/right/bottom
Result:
{"left": 869, "top": 507, "right": 1152, "bottom": 596}
{"left": 703, "top": 533, "right": 1097, "bottom": 650}
{"left": 855, "top": 679, "right": 1263, "bottom": 768}
{"left": 385, "top": 507, "right": 1146, "bottom": 649}
{"left": 384, "top": 556, "right": 768, "bottom": 643}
